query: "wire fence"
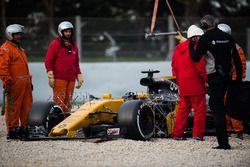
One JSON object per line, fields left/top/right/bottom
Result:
{"left": 1, "top": 16, "right": 250, "bottom": 62}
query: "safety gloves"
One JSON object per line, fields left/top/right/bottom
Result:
{"left": 47, "top": 71, "right": 55, "bottom": 88}
{"left": 175, "top": 31, "right": 187, "bottom": 43}
{"left": 75, "top": 73, "right": 84, "bottom": 89}
{"left": 47, "top": 71, "right": 83, "bottom": 89}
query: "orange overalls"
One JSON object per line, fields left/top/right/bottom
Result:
{"left": 53, "top": 79, "right": 75, "bottom": 112}
{"left": 226, "top": 43, "right": 246, "bottom": 133}
{"left": 0, "top": 41, "right": 33, "bottom": 131}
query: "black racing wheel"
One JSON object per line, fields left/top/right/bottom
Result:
{"left": 118, "top": 100, "right": 155, "bottom": 140}
{"left": 27, "top": 101, "right": 65, "bottom": 134}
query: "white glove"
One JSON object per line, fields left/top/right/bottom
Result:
{"left": 47, "top": 71, "right": 54, "bottom": 88}
{"left": 75, "top": 74, "right": 84, "bottom": 89}
{"left": 175, "top": 31, "right": 187, "bottom": 43}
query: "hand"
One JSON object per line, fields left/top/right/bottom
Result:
{"left": 47, "top": 71, "right": 54, "bottom": 79}
{"left": 205, "top": 82, "right": 210, "bottom": 95}
{"left": 205, "top": 82, "right": 209, "bottom": 90}
{"left": 75, "top": 74, "right": 84, "bottom": 89}
{"left": 175, "top": 31, "right": 187, "bottom": 43}
{"left": 48, "top": 78, "right": 55, "bottom": 88}
{"left": 47, "top": 71, "right": 54, "bottom": 88}
{"left": 4, "top": 80, "right": 11, "bottom": 94}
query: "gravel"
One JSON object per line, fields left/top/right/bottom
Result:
{"left": 0, "top": 115, "right": 250, "bottom": 167}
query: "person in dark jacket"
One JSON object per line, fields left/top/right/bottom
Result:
{"left": 189, "top": 15, "right": 242, "bottom": 149}
{"left": 171, "top": 25, "right": 208, "bottom": 141}
{"left": 218, "top": 23, "right": 246, "bottom": 140}
{"left": 45, "top": 21, "right": 83, "bottom": 112}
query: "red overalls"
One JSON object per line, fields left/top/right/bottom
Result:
{"left": 171, "top": 39, "right": 207, "bottom": 138}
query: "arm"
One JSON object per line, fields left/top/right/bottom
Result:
{"left": 0, "top": 47, "right": 11, "bottom": 82}
{"left": 171, "top": 47, "right": 178, "bottom": 76}
{"left": 194, "top": 56, "right": 208, "bottom": 82}
{"left": 171, "top": 46, "right": 180, "bottom": 84}
{"left": 45, "top": 40, "right": 57, "bottom": 72}
{"left": 44, "top": 40, "right": 57, "bottom": 88}
{"left": 236, "top": 44, "right": 246, "bottom": 79}
{"left": 232, "top": 43, "right": 242, "bottom": 82}
{"left": 0, "top": 47, "right": 12, "bottom": 93}
{"left": 189, "top": 36, "right": 207, "bottom": 62}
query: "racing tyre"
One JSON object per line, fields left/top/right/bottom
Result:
{"left": 27, "top": 102, "right": 64, "bottom": 134}
{"left": 118, "top": 100, "right": 154, "bottom": 140}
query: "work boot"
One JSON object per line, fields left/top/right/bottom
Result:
{"left": 230, "top": 133, "right": 243, "bottom": 140}
{"left": 236, "top": 133, "right": 243, "bottom": 140}
{"left": 6, "top": 127, "right": 22, "bottom": 140}
{"left": 231, "top": 133, "right": 243, "bottom": 140}
{"left": 19, "top": 126, "right": 29, "bottom": 139}
{"left": 172, "top": 136, "right": 187, "bottom": 141}
{"left": 192, "top": 136, "right": 204, "bottom": 141}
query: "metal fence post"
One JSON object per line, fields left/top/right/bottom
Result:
{"left": 75, "top": 16, "right": 82, "bottom": 62}
{"left": 168, "top": 15, "right": 175, "bottom": 61}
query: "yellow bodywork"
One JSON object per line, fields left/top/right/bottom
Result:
{"left": 136, "top": 92, "right": 149, "bottom": 99}
{"left": 48, "top": 76, "right": 179, "bottom": 137}
{"left": 49, "top": 98, "right": 124, "bottom": 137}
{"left": 166, "top": 101, "right": 179, "bottom": 135}
{"left": 161, "top": 76, "right": 176, "bottom": 80}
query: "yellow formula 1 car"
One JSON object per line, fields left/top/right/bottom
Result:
{"left": 27, "top": 70, "right": 214, "bottom": 140}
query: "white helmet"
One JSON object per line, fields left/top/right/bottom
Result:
{"left": 218, "top": 23, "right": 231, "bottom": 35}
{"left": 5, "top": 24, "right": 24, "bottom": 40}
{"left": 58, "top": 21, "right": 74, "bottom": 37}
{"left": 187, "top": 25, "right": 204, "bottom": 38}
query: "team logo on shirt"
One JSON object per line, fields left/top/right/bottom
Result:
{"left": 216, "top": 40, "right": 229, "bottom": 44}
{"left": 212, "top": 40, "right": 229, "bottom": 45}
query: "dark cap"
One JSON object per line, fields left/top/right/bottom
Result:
{"left": 200, "top": 14, "right": 216, "bottom": 30}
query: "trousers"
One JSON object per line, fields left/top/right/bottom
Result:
{"left": 53, "top": 79, "right": 75, "bottom": 112}
{"left": 4, "top": 78, "right": 33, "bottom": 131}
{"left": 172, "top": 94, "right": 206, "bottom": 138}
{"left": 208, "top": 73, "right": 230, "bottom": 147}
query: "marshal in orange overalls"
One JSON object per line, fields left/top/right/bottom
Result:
{"left": 226, "top": 43, "right": 247, "bottom": 133}
{"left": 0, "top": 41, "right": 33, "bottom": 131}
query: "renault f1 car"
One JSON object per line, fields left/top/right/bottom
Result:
{"left": 26, "top": 70, "right": 215, "bottom": 141}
